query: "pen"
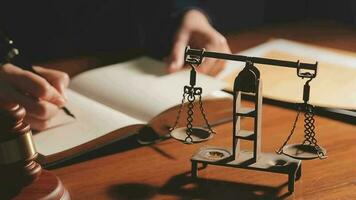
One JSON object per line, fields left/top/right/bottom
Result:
{"left": 0, "top": 34, "right": 76, "bottom": 119}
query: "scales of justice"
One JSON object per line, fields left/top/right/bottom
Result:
{"left": 170, "top": 46, "right": 327, "bottom": 193}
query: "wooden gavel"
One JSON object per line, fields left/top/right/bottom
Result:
{"left": 0, "top": 103, "right": 69, "bottom": 200}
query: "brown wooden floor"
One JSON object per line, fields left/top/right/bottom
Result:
{"left": 52, "top": 21, "right": 356, "bottom": 200}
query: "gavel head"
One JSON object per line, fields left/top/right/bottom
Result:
{"left": 0, "top": 103, "right": 41, "bottom": 196}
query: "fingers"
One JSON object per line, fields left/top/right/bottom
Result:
{"left": 25, "top": 100, "right": 60, "bottom": 121}
{"left": 167, "top": 29, "right": 190, "bottom": 73}
{"left": 198, "top": 58, "right": 226, "bottom": 76}
{"left": 168, "top": 9, "right": 231, "bottom": 76}
{"left": 0, "top": 63, "right": 66, "bottom": 106}
{"left": 0, "top": 63, "right": 64, "bottom": 129}
{"left": 198, "top": 33, "right": 231, "bottom": 76}
{"left": 0, "top": 83, "right": 60, "bottom": 120}
{"left": 25, "top": 115, "right": 53, "bottom": 131}
{"left": 33, "top": 66, "right": 69, "bottom": 98}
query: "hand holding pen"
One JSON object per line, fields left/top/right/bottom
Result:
{"left": 0, "top": 32, "right": 75, "bottom": 131}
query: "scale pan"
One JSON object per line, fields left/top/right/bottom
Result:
{"left": 282, "top": 143, "right": 326, "bottom": 160}
{"left": 170, "top": 127, "right": 213, "bottom": 144}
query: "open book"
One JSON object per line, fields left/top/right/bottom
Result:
{"left": 33, "top": 57, "right": 231, "bottom": 165}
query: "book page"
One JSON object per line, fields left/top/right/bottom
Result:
{"left": 70, "top": 57, "right": 226, "bottom": 122}
{"left": 217, "top": 39, "right": 356, "bottom": 109}
{"left": 33, "top": 89, "right": 143, "bottom": 157}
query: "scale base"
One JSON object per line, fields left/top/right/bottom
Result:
{"left": 282, "top": 143, "right": 327, "bottom": 160}
{"left": 191, "top": 146, "right": 302, "bottom": 193}
{"left": 170, "top": 127, "right": 213, "bottom": 143}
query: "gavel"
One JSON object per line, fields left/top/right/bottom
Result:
{"left": 0, "top": 103, "right": 69, "bottom": 199}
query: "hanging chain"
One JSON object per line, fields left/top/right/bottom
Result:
{"left": 185, "top": 88, "right": 195, "bottom": 143}
{"left": 276, "top": 74, "right": 326, "bottom": 159}
{"left": 198, "top": 95, "right": 216, "bottom": 134}
{"left": 302, "top": 104, "right": 327, "bottom": 159}
{"left": 302, "top": 104, "right": 316, "bottom": 145}
{"left": 169, "top": 92, "right": 186, "bottom": 132}
{"left": 276, "top": 103, "right": 326, "bottom": 159}
{"left": 276, "top": 105, "right": 302, "bottom": 154}
{"left": 170, "top": 56, "right": 215, "bottom": 143}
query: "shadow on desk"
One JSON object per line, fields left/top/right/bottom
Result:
{"left": 44, "top": 136, "right": 137, "bottom": 169}
{"left": 107, "top": 171, "right": 291, "bottom": 200}
{"left": 45, "top": 126, "right": 170, "bottom": 169}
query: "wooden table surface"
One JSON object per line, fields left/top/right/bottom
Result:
{"left": 51, "top": 21, "right": 356, "bottom": 200}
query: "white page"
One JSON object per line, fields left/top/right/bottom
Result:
{"left": 33, "top": 90, "right": 143, "bottom": 156}
{"left": 217, "top": 39, "right": 356, "bottom": 109}
{"left": 217, "top": 39, "right": 356, "bottom": 80}
{"left": 70, "top": 57, "right": 227, "bottom": 122}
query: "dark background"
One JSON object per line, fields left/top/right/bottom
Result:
{"left": 1, "top": 0, "right": 356, "bottom": 61}
{"left": 206, "top": 0, "right": 356, "bottom": 32}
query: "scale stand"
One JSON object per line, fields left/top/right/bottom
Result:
{"left": 172, "top": 46, "right": 326, "bottom": 193}
{"left": 191, "top": 61, "right": 301, "bottom": 193}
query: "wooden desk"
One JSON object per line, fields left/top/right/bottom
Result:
{"left": 52, "top": 21, "right": 356, "bottom": 200}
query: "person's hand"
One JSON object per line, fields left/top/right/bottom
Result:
{"left": 0, "top": 63, "right": 69, "bottom": 130}
{"left": 167, "top": 9, "right": 231, "bottom": 76}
